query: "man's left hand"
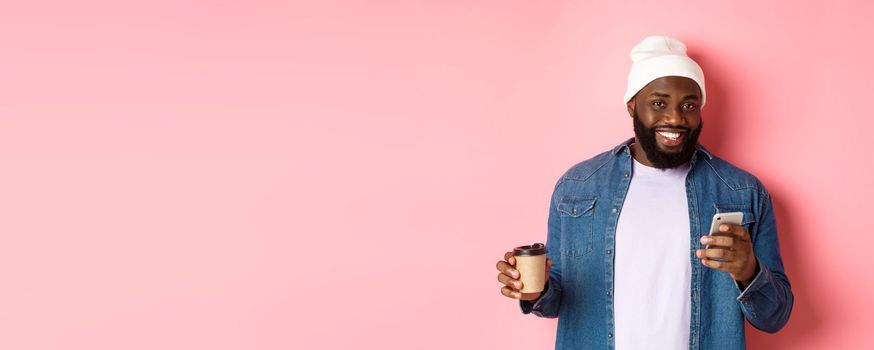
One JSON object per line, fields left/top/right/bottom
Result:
{"left": 696, "top": 224, "right": 758, "bottom": 287}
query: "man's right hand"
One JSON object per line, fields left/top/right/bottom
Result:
{"left": 496, "top": 251, "right": 552, "bottom": 301}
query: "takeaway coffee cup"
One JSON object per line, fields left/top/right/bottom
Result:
{"left": 513, "top": 243, "right": 547, "bottom": 293}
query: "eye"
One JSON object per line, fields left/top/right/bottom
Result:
{"left": 682, "top": 103, "right": 698, "bottom": 111}
{"left": 651, "top": 100, "right": 665, "bottom": 108}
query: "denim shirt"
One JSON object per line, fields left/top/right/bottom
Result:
{"left": 520, "top": 139, "right": 793, "bottom": 349}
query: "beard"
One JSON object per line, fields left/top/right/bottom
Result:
{"left": 632, "top": 109, "right": 702, "bottom": 169}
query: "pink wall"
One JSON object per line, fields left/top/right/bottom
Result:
{"left": 1, "top": 1, "right": 871, "bottom": 349}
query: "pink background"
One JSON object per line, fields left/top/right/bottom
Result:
{"left": 1, "top": 1, "right": 872, "bottom": 349}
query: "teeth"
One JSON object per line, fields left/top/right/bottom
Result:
{"left": 657, "top": 131, "right": 681, "bottom": 140}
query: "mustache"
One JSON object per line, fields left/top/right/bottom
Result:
{"left": 631, "top": 109, "right": 694, "bottom": 133}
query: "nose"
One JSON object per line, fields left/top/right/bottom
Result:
{"left": 663, "top": 107, "right": 686, "bottom": 127}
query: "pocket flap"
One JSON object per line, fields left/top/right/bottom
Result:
{"left": 558, "top": 197, "right": 596, "bottom": 217}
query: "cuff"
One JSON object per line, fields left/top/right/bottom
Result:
{"left": 519, "top": 279, "right": 552, "bottom": 315}
{"left": 736, "top": 259, "right": 770, "bottom": 301}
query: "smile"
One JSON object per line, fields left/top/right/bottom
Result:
{"left": 655, "top": 130, "right": 686, "bottom": 147}
{"left": 656, "top": 131, "right": 682, "bottom": 140}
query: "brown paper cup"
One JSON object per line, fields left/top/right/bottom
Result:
{"left": 513, "top": 243, "right": 547, "bottom": 293}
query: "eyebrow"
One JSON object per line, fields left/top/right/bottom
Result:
{"left": 649, "top": 92, "right": 700, "bottom": 100}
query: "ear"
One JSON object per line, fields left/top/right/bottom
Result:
{"left": 626, "top": 99, "right": 635, "bottom": 117}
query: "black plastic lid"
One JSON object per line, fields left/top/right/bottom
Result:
{"left": 513, "top": 243, "right": 546, "bottom": 256}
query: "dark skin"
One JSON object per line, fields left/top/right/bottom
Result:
{"left": 626, "top": 76, "right": 701, "bottom": 167}
{"left": 495, "top": 76, "right": 757, "bottom": 301}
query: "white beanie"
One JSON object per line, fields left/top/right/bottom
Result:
{"left": 624, "top": 36, "right": 706, "bottom": 107}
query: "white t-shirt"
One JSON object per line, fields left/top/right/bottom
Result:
{"left": 614, "top": 157, "right": 692, "bottom": 350}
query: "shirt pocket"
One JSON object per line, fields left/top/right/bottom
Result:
{"left": 558, "top": 196, "right": 596, "bottom": 257}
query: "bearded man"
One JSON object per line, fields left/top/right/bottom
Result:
{"left": 495, "top": 36, "right": 793, "bottom": 349}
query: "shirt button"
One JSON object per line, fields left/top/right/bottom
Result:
{"left": 624, "top": 173, "right": 629, "bottom": 177}
{"left": 608, "top": 332, "right": 613, "bottom": 338}
{"left": 606, "top": 290, "right": 611, "bottom": 296}
{"left": 606, "top": 250, "right": 612, "bottom": 255}
{"left": 611, "top": 208, "right": 617, "bottom": 213}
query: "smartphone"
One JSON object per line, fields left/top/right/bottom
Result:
{"left": 709, "top": 211, "right": 744, "bottom": 236}
{"left": 706, "top": 212, "right": 743, "bottom": 261}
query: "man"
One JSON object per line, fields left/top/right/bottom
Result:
{"left": 495, "top": 36, "right": 793, "bottom": 349}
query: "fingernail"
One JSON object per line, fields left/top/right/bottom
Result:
{"left": 695, "top": 250, "right": 701, "bottom": 257}
{"left": 720, "top": 224, "right": 729, "bottom": 232}
{"left": 700, "top": 236, "right": 710, "bottom": 243}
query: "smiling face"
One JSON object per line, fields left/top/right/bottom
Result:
{"left": 626, "top": 76, "right": 703, "bottom": 169}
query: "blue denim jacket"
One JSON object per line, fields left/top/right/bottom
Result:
{"left": 521, "top": 139, "right": 793, "bottom": 349}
